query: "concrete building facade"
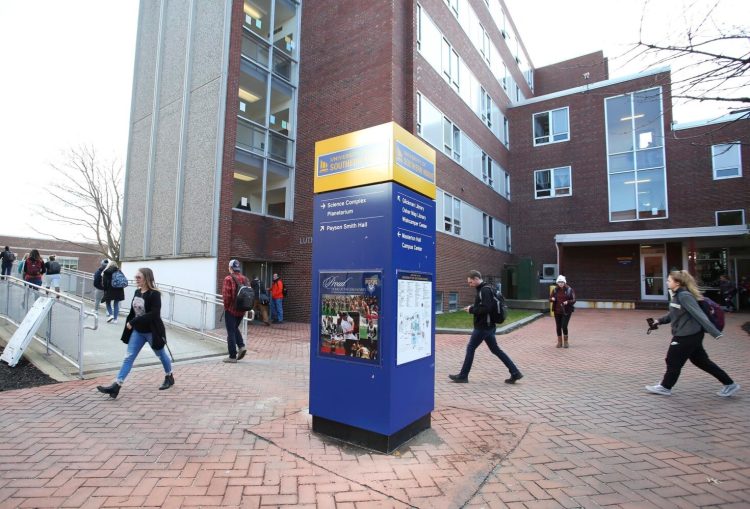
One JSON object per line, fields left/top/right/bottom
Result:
{"left": 122, "top": 0, "right": 750, "bottom": 319}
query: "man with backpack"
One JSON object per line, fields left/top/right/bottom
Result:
{"left": 44, "top": 254, "right": 62, "bottom": 295}
{"left": 1, "top": 246, "right": 15, "bottom": 276}
{"left": 449, "top": 270, "right": 523, "bottom": 384}
{"left": 93, "top": 259, "right": 109, "bottom": 315}
{"left": 221, "top": 259, "right": 252, "bottom": 363}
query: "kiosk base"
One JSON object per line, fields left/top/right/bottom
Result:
{"left": 312, "top": 413, "right": 431, "bottom": 454}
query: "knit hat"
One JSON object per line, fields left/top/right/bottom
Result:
{"left": 229, "top": 259, "right": 241, "bottom": 272}
{"left": 101, "top": 259, "right": 109, "bottom": 267}
{"left": 556, "top": 275, "right": 567, "bottom": 284}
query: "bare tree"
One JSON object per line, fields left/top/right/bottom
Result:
{"left": 630, "top": 1, "right": 749, "bottom": 111}
{"left": 35, "top": 145, "right": 123, "bottom": 264}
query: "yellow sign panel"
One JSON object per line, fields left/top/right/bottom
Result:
{"left": 314, "top": 122, "right": 436, "bottom": 198}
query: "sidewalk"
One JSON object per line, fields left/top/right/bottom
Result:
{"left": 0, "top": 309, "right": 748, "bottom": 508}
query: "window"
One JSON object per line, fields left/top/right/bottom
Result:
{"left": 445, "top": 0, "right": 459, "bottom": 17}
{"left": 533, "top": 107, "right": 569, "bottom": 145}
{"left": 443, "top": 193, "right": 462, "bottom": 235}
{"left": 443, "top": 117, "right": 461, "bottom": 162}
{"left": 435, "top": 291, "right": 443, "bottom": 314}
{"left": 448, "top": 292, "right": 458, "bottom": 312}
{"left": 483, "top": 214, "right": 495, "bottom": 246}
{"left": 480, "top": 88, "right": 492, "bottom": 128}
{"left": 482, "top": 152, "right": 493, "bottom": 187}
{"left": 441, "top": 38, "right": 460, "bottom": 92}
{"left": 716, "top": 209, "right": 745, "bottom": 226}
{"left": 480, "top": 27, "right": 490, "bottom": 64}
{"left": 506, "top": 225, "right": 511, "bottom": 252}
{"left": 535, "top": 166, "right": 571, "bottom": 198}
{"left": 416, "top": 4, "right": 422, "bottom": 51}
{"left": 416, "top": 92, "right": 422, "bottom": 135}
{"left": 605, "top": 87, "right": 667, "bottom": 221}
{"left": 712, "top": 143, "right": 742, "bottom": 179}
{"left": 503, "top": 116, "right": 509, "bottom": 147}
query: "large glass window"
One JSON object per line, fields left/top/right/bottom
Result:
{"left": 606, "top": 87, "right": 667, "bottom": 221}
{"left": 483, "top": 214, "right": 495, "bottom": 247}
{"left": 534, "top": 166, "right": 571, "bottom": 199}
{"left": 712, "top": 143, "right": 741, "bottom": 179}
{"left": 482, "top": 152, "right": 493, "bottom": 187}
{"left": 533, "top": 107, "right": 569, "bottom": 145}
{"left": 235, "top": 0, "right": 299, "bottom": 220}
{"left": 243, "top": 0, "right": 272, "bottom": 40}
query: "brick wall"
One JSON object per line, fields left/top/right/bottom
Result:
{"left": 533, "top": 52, "right": 609, "bottom": 96}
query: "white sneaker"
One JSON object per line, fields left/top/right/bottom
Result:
{"left": 106, "top": 316, "right": 114, "bottom": 323}
{"left": 645, "top": 384, "right": 672, "bottom": 396}
{"left": 717, "top": 383, "right": 740, "bottom": 397}
{"left": 111, "top": 319, "right": 118, "bottom": 324}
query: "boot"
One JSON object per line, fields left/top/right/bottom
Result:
{"left": 563, "top": 335, "right": 569, "bottom": 348}
{"left": 159, "top": 374, "right": 175, "bottom": 390}
{"left": 97, "top": 382, "right": 121, "bottom": 399}
{"left": 556, "top": 335, "right": 563, "bottom": 348}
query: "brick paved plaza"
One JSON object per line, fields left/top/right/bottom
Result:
{"left": 0, "top": 309, "right": 748, "bottom": 508}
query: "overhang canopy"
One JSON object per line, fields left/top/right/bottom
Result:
{"left": 555, "top": 225, "right": 749, "bottom": 246}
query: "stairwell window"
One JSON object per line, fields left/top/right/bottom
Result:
{"left": 533, "top": 107, "right": 569, "bottom": 145}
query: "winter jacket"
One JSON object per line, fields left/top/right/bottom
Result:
{"left": 120, "top": 289, "right": 166, "bottom": 350}
{"left": 468, "top": 282, "right": 496, "bottom": 330}
{"left": 550, "top": 286, "right": 576, "bottom": 315}
{"left": 102, "top": 265, "right": 125, "bottom": 302}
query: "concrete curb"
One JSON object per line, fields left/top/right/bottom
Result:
{"left": 436, "top": 311, "right": 545, "bottom": 335}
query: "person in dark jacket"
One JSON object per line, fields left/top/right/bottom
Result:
{"left": 23, "top": 249, "right": 46, "bottom": 287}
{"left": 449, "top": 270, "right": 522, "bottom": 384}
{"left": 251, "top": 274, "right": 270, "bottom": 326}
{"left": 92, "top": 259, "right": 109, "bottom": 315}
{"left": 97, "top": 267, "right": 173, "bottom": 399}
{"left": 645, "top": 270, "right": 739, "bottom": 397}
{"left": 1, "top": 246, "right": 14, "bottom": 276}
{"left": 102, "top": 262, "right": 125, "bottom": 323}
{"left": 549, "top": 275, "right": 576, "bottom": 348}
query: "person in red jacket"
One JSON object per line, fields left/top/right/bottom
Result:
{"left": 222, "top": 259, "right": 251, "bottom": 363}
{"left": 269, "top": 273, "right": 285, "bottom": 324}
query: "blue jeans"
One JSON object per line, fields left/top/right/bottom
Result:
{"left": 106, "top": 300, "right": 120, "bottom": 318}
{"left": 116, "top": 330, "right": 172, "bottom": 383}
{"left": 271, "top": 298, "right": 283, "bottom": 322}
{"left": 458, "top": 328, "right": 519, "bottom": 378}
{"left": 1, "top": 263, "right": 11, "bottom": 276}
{"left": 224, "top": 312, "right": 245, "bottom": 358}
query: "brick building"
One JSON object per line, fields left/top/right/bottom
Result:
{"left": 121, "top": 0, "right": 750, "bottom": 318}
{"left": 0, "top": 235, "right": 103, "bottom": 274}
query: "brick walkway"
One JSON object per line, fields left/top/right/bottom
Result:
{"left": 0, "top": 310, "right": 748, "bottom": 508}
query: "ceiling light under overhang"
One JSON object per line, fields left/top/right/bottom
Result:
{"left": 234, "top": 172, "right": 256, "bottom": 182}
{"left": 239, "top": 88, "right": 260, "bottom": 103}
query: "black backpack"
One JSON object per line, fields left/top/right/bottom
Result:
{"left": 481, "top": 285, "right": 508, "bottom": 325}
{"left": 232, "top": 276, "right": 255, "bottom": 312}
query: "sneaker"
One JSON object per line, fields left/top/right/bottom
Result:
{"left": 505, "top": 372, "right": 524, "bottom": 384}
{"left": 645, "top": 384, "right": 672, "bottom": 396}
{"left": 222, "top": 357, "right": 237, "bottom": 363}
{"left": 717, "top": 383, "right": 740, "bottom": 397}
{"left": 237, "top": 347, "right": 247, "bottom": 360}
{"left": 106, "top": 316, "right": 114, "bottom": 323}
{"left": 448, "top": 374, "right": 468, "bottom": 383}
{"left": 111, "top": 320, "right": 118, "bottom": 324}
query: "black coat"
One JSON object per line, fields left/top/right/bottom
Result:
{"left": 102, "top": 266, "right": 125, "bottom": 302}
{"left": 120, "top": 289, "right": 167, "bottom": 350}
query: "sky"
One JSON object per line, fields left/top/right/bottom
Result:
{"left": 0, "top": 0, "right": 747, "bottom": 242}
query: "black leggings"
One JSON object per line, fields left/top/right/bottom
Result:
{"left": 554, "top": 313, "right": 571, "bottom": 336}
{"left": 661, "top": 331, "right": 733, "bottom": 389}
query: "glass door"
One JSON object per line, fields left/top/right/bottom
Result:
{"left": 641, "top": 245, "right": 667, "bottom": 300}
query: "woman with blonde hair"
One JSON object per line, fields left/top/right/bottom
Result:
{"left": 645, "top": 270, "right": 739, "bottom": 397}
{"left": 97, "top": 267, "right": 173, "bottom": 399}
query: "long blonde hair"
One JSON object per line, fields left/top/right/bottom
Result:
{"left": 137, "top": 267, "right": 159, "bottom": 293}
{"left": 669, "top": 270, "right": 702, "bottom": 300}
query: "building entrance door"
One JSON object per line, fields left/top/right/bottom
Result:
{"left": 640, "top": 246, "right": 667, "bottom": 300}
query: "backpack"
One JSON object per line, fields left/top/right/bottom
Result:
{"left": 25, "top": 259, "right": 43, "bottom": 277}
{"left": 698, "top": 297, "right": 725, "bottom": 332}
{"left": 111, "top": 269, "right": 129, "bottom": 289}
{"left": 47, "top": 261, "right": 61, "bottom": 274}
{"left": 481, "top": 285, "right": 508, "bottom": 325}
{"left": 9, "top": 252, "right": 16, "bottom": 262}
{"left": 232, "top": 275, "right": 255, "bottom": 312}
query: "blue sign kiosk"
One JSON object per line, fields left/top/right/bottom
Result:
{"left": 310, "top": 122, "right": 437, "bottom": 452}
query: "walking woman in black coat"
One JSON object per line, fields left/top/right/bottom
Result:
{"left": 97, "top": 267, "right": 174, "bottom": 399}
